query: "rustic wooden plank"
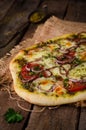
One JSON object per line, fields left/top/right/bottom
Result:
{"left": 39, "top": 0, "right": 69, "bottom": 19}
{"left": 0, "top": 0, "right": 40, "bottom": 50}
{"left": 22, "top": 0, "right": 70, "bottom": 44}
{"left": 0, "top": 24, "right": 29, "bottom": 57}
{"left": 0, "top": 0, "right": 40, "bottom": 126}
{"left": 64, "top": 0, "right": 86, "bottom": 22}
{"left": 0, "top": 1, "right": 86, "bottom": 130}
{"left": 78, "top": 108, "right": 86, "bottom": 130}
{"left": 0, "top": 90, "right": 31, "bottom": 130}
{"left": 63, "top": 10, "right": 86, "bottom": 130}
{"left": 25, "top": 105, "right": 79, "bottom": 130}
{"left": 0, "top": 0, "right": 15, "bottom": 21}
{"left": 0, "top": 0, "right": 69, "bottom": 58}
{"left": 22, "top": 15, "right": 86, "bottom": 130}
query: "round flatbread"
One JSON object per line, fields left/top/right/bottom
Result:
{"left": 10, "top": 32, "right": 86, "bottom": 106}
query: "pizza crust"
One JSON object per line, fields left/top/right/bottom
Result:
{"left": 10, "top": 63, "right": 86, "bottom": 106}
{"left": 14, "top": 84, "right": 86, "bottom": 106}
{"left": 9, "top": 33, "right": 86, "bottom": 106}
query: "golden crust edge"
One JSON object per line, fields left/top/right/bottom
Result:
{"left": 9, "top": 33, "right": 86, "bottom": 106}
{"left": 13, "top": 82, "right": 86, "bottom": 106}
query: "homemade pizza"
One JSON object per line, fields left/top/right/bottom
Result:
{"left": 10, "top": 32, "right": 86, "bottom": 106}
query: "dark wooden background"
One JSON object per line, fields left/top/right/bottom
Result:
{"left": 0, "top": 0, "right": 86, "bottom": 130}
{"left": 0, "top": 0, "right": 86, "bottom": 58}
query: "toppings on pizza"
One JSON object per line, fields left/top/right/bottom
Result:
{"left": 20, "top": 32, "right": 86, "bottom": 94}
{"left": 75, "top": 44, "right": 86, "bottom": 61}
{"left": 33, "top": 77, "right": 55, "bottom": 92}
{"left": 21, "top": 62, "right": 44, "bottom": 81}
{"left": 69, "top": 82, "right": 86, "bottom": 92}
{"left": 42, "top": 70, "right": 52, "bottom": 77}
{"left": 10, "top": 32, "right": 86, "bottom": 106}
{"left": 68, "top": 62, "right": 86, "bottom": 82}
{"left": 55, "top": 50, "right": 75, "bottom": 64}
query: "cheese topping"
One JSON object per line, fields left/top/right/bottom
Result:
{"left": 68, "top": 62, "right": 86, "bottom": 80}
{"left": 75, "top": 45, "right": 86, "bottom": 61}
{"left": 16, "top": 33, "right": 86, "bottom": 96}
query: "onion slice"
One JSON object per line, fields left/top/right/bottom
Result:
{"left": 37, "top": 84, "right": 56, "bottom": 92}
{"left": 69, "top": 78, "right": 86, "bottom": 83}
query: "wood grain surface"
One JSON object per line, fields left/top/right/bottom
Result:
{"left": 0, "top": 1, "right": 86, "bottom": 130}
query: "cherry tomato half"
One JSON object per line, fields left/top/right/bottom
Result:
{"left": 21, "top": 63, "right": 43, "bottom": 81}
{"left": 68, "top": 82, "right": 86, "bottom": 92}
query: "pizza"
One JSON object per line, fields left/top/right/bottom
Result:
{"left": 9, "top": 32, "right": 86, "bottom": 106}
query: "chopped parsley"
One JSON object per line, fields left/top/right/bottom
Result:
{"left": 33, "top": 66, "right": 41, "bottom": 71}
{"left": 23, "top": 82, "right": 35, "bottom": 92}
{"left": 4, "top": 108, "right": 23, "bottom": 123}
{"left": 29, "top": 71, "right": 36, "bottom": 76}
{"left": 72, "top": 58, "right": 82, "bottom": 66}
{"left": 63, "top": 78, "right": 69, "bottom": 88}
{"left": 15, "top": 58, "right": 27, "bottom": 67}
{"left": 43, "top": 53, "right": 52, "bottom": 59}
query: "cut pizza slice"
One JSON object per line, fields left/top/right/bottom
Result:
{"left": 10, "top": 32, "right": 86, "bottom": 106}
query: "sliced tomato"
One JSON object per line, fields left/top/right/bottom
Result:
{"left": 42, "top": 70, "right": 51, "bottom": 77}
{"left": 21, "top": 71, "right": 37, "bottom": 81}
{"left": 68, "top": 50, "right": 75, "bottom": 57}
{"left": 68, "top": 82, "right": 86, "bottom": 92}
{"left": 21, "top": 66, "right": 37, "bottom": 81}
{"left": 21, "top": 62, "right": 43, "bottom": 81}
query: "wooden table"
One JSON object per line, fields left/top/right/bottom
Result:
{"left": 0, "top": 1, "right": 86, "bottom": 130}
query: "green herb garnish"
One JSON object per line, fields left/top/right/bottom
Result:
{"left": 73, "top": 58, "right": 82, "bottom": 65}
{"left": 29, "top": 71, "right": 36, "bottom": 76}
{"left": 63, "top": 78, "right": 69, "bottom": 88}
{"left": 4, "top": 108, "right": 23, "bottom": 123}
{"left": 15, "top": 58, "right": 27, "bottom": 67}
{"left": 34, "top": 66, "right": 41, "bottom": 71}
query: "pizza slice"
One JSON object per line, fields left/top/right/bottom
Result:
{"left": 9, "top": 32, "right": 86, "bottom": 106}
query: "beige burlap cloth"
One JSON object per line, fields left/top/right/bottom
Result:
{"left": 0, "top": 16, "right": 86, "bottom": 106}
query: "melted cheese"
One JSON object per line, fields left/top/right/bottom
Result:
{"left": 54, "top": 81, "right": 66, "bottom": 95}
{"left": 24, "top": 49, "right": 49, "bottom": 62}
{"left": 33, "top": 77, "right": 55, "bottom": 92}
{"left": 68, "top": 62, "right": 86, "bottom": 80}
{"left": 59, "top": 39, "right": 76, "bottom": 50}
{"left": 80, "top": 52, "right": 86, "bottom": 60}
{"left": 39, "top": 79, "right": 54, "bottom": 91}
{"left": 51, "top": 67, "right": 66, "bottom": 79}
{"left": 66, "top": 42, "right": 72, "bottom": 47}
{"left": 48, "top": 44, "right": 59, "bottom": 51}
{"left": 42, "top": 57, "right": 56, "bottom": 68}
{"left": 54, "top": 86, "right": 64, "bottom": 95}
{"left": 75, "top": 45, "right": 86, "bottom": 61}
